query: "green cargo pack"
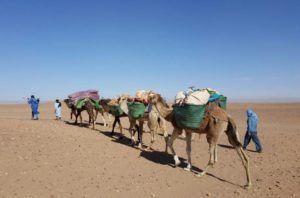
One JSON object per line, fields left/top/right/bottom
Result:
{"left": 127, "top": 102, "right": 146, "bottom": 119}
{"left": 173, "top": 104, "right": 206, "bottom": 129}
{"left": 109, "top": 105, "right": 124, "bottom": 117}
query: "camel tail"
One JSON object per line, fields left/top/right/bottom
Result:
{"left": 225, "top": 116, "right": 242, "bottom": 148}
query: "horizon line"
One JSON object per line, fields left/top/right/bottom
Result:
{"left": 1, "top": 97, "right": 300, "bottom": 104}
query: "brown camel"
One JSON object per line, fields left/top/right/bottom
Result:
{"left": 63, "top": 99, "right": 82, "bottom": 123}
{"left": 99, "top": 98, "right": 125, "bottom": 135}
{"left": 119, "top": 95, "right": 169, "bottom": 151}
{"left": 64, "top": 98, "right": 96, "bottom": 130}
{"left": 147, "top": 92, "right": 252, "bottom": 189}
{"left": 94, "top": 99, "right": 112, "bottom": 127}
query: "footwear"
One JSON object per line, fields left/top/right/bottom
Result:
{"left": 257, "top": 149, "right": 263, "bottom": 153}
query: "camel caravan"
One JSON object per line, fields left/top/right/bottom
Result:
{"left": 63, "top": 88, "right": 252, "bottom": 189}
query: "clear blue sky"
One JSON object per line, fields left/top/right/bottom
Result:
{"left": 0, "top": 0, "right": 299, "bottom": 102}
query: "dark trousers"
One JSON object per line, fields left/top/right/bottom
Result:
{"left": 243, "top": 132, "right": 262, "bottom": 152}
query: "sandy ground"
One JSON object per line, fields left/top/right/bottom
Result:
{"left": 0, "top": 102, "right": 299, "bottom": 198}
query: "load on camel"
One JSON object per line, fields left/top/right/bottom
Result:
{"left": 147, "top": 88, "right": 252, "bottom": 189}
{"left": 119, "top": 90, "right": 168, "bottom": 151}
{"left": 100, "top": 96, "right": 138, "bottom": 139}
{"left": 64, "top": 90, "right": 101, "bottom": 130}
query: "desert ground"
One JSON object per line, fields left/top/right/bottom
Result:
{"left": 0, "top": 102, "right": 299, "bottom": 198}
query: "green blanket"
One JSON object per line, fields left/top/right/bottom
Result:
{"left": 75, "top": 99, "right": 102, "bottom": 110}
{"left": 173, "top": 104, "right": 206, "bottom": 129}
{"left": 128, "top": 102, "right": 146, "bottom": 119}
{"left": 75, "top": 99, "right": 86, "bottom": 109}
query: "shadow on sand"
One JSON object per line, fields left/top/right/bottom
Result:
{"left": 139, "top": 149, "right": 242, "bottom": 188}
{"left": 64, "top": 121, "right": 91, "bottom": 128}
{"left": 100, "top": 131, "right": 142, "bottom": 150}
{"left": 70, "top": 128, "right": 245, "bottom": 188}
{"left": 218, "top": 144, "right": 258, "bottom": 153}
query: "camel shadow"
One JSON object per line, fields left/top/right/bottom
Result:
{"left": 95, "top": 122, "right": 106, "bottom": 126}
{"left": 218, "top": 144, "right": 257, "bottom": 153}
{"left": 139, "top": 149, "right": 243, "bottom": 188}
{"left": 218, "top": 144, "right": 235, "bottom": 149}
{"left": 100, "top": 131, "right": 141, "bottom": 150}
{"left": 139, "top": 150, "right": 197, "bottom": 170}
{"left": 64, "top": 121, "right": 91, "bottom": 128}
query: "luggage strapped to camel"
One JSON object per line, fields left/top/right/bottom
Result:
{"left": 68, "top": 90, "right": 101, "bottom": 110}
{"left": 126, "top": 90, "right": 150, "bottom": 119}
{"left": 174, "top": 88, "right": 227, "bottom": 129}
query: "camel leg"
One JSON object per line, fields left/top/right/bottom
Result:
{"left": 163, "top": 130, "right": 169, "bottom": 153}
{"left": 128, "top": 120, "right": 136, "bottom": 146}
{"left": 79, "top": 113, "right": 83, "bottom": 125}
{"left": 75, "top": 111, "right": 80, "bottom": 124}
{"left": 184, "top": 132, "right": 192, "bottom": 171}
{"left": 168, "top": 128, "right": 181, "bottom": 166}
{"left": 137, "top": 121, "right": 144, "bottom": 149}
{"left": 146, "top": 120, "right": 156, "bottom": 151}
{"left": 94, "top": 110, "right": 98, "bottom": 123}
{"left": 146, "top": 129, "right": 155, "bottom": 151}
{"left": 213, "top": 146, "right": 218, "bottom": 166}
{"left": 197, "top": 143, "right": 215, "bottom": 177}
{"left": 160, "top": 120, "right": 169, "bottom": 153}
{"left": 107, "top": 113, "right": 112, "bottom": 127}
{"left": 88, "top": 110, "right": 95, "bottom": 130}
{"left": 101, "top": 112, "right": 107, "bottom": 127}
{"left": 111, "top": 117, "right": 117, "bottom": 136}
{"left": 236, "top": 147, "right": 252, "bottom": 189}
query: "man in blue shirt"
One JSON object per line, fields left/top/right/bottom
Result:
{"left": 27, "top": 95, "right": 40, "bottom": 120}
{"left": 243, "top": 109, "right": 263, "bottom": 153}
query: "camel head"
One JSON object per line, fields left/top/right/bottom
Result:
{"left": 148, "top": 92, "right": 172, "bottom": 109}
{"left": 148, "top": 92, "right": 159, "bottom": 104}
{"left": 63, "top": 99, "right": 72, "bottom": 108}
{"left": 118, "top": 94, "right": 134, "bottom": 103}
{"left": 100, "top": 98, "right": 111, "bottom": 105}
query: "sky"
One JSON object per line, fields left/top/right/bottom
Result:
{"left": 0, "top": 0, "right": 299, "bottom": 102}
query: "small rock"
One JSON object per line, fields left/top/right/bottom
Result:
{"left": 206, "top": 193, "right": 211, "bottom": 196}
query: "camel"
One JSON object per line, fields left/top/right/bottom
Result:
{"left": 94, "top": 99, "right": 112, "bottom": 127}
{"left": 63, "top": 99, "right": 83, "bottom": 123}
{"left": 99, "top": 98, "right": 126, "bottom": 135}
{"left": 64, "top": 98, "right": 96, "bottom": 130}
{"left": 118, "top": 95, "right": 169, "bottom": 151}
{"left": 147, "top": 92, "right": 252, "bottom": 189}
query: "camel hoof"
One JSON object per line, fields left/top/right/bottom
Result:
{"left": 196, "top": 172, "right": 205, "bottom": 177}
{"left": 137, "top": 143, "right": 142, "bottom": 149}
{"left": 183, "top": 164, "right": 191, "bottom": 172}
{"left": 243, "top": 184, "right": 252, "bottom": 189}
{"left": 184, "top": 167, "right": 191, "bottom": 172}
{"left": 174, "top": 155, "right": 180, "bottom": 167}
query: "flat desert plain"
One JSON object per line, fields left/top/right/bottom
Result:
{"left": 0, "top": 102, "right": 299, "bottom": 198}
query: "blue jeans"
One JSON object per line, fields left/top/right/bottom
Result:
{"left": 243, "top": 132, "right": 262, "bottom": 152}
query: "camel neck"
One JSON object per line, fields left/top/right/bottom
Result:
{"left": 155, "top": 100, "right": 173, "bottom": 121}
